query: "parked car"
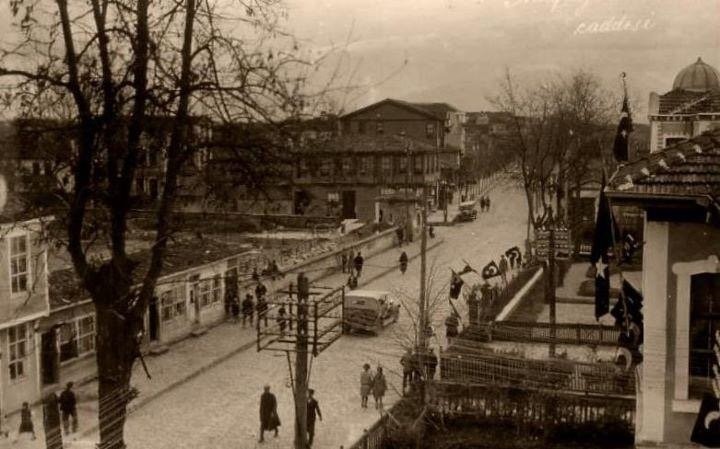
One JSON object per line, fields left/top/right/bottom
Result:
{"left": 458, "top": 201, "right": 478, "bottom": 222}
{"left": 343, "top": 290, "right": 400, "bottom": 334}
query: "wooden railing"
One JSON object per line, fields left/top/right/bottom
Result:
{"left": 440, "top": 352, "right": 635, "bottom": 396}
{"left": 428, "top": 382, "right": 635, "bottom": 429}
{"left": 342, "top": 405, "right": 393, "bottom": 449}
{"left": 460, "top": 321, "right": 621, "bottom": 347}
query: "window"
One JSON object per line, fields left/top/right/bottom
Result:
{"left": 136, "top": 176, "right": 145, "bottom": 194}
{"left": 381, "top": 157, "right": 391, "bottom": 172}
{"left": 358, "top": 121, "right": 366, "bottom": 134}
{"left": 199, "top": 275, "right": 222, "bottom": 307}
{"left": 413, "top": 155, "right": 423, "bottom": 174}
{"left": 10, "top": 235, "right": 29, "bottom": 294}
{"left": 59, "top": 315, "right": 96, "bottom": 362}
{"left": 399, "top": 155, "right": 408, "bottom": 172}
{"left": 8, "top": 324, "right": 27, "bottom": 380}
{"left": 161, "top": 286, "right": 187, "bottom": 321}
{"left": 298, "top": 159, "right": 308, "bottom": 178}
{"left": 665, "top": 137, "right": 687, "bottom": 149}
{"left": 426, "top": 123, "right": 435, "bottom": 139}
{"left": 148, "top": 150, "right": 159, "bottom": 167}
{"left": 32, "top": 162, "right": 41, "bottom": 175}
{"left": 327, "top": 192, "right": 340, "bottom": 202}
{"left": 342, "top": 157, "right": 353, "bottom": 175}
{"left": 376, "top": 122, "right": 384, "bottom": 134}
{"left": 319, "top": 158, "right": 331, "bottom": 176}
{"left": 43, "top": 161, "right": 52, "bottom": 176}
{"left": 689, "top": 273, "right": 720, "bottom": 398}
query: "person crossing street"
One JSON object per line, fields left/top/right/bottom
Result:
{"left": 399, "top": 251, "right": 408, "bottom": 274}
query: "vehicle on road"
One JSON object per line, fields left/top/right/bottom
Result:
{"left": 343, "top": 290, "right": 400, "bottom": 334}
{"left": 458, "top": 201, "right": 478, "bottom": 222}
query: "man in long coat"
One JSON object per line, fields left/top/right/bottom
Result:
{"left": 306, "top": 389, "right": 322, "bottom": 447}
{"left": 259, "top": 385, "right": 279, "bottom": 442}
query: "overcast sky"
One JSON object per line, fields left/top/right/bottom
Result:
{"left": 284, "top": 0, "right": 720, "bottom": 121}
{"left": 1, "top": 0, "right": 718, "bottom": 122}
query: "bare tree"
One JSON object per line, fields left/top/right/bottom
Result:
{"left": 491, "top": 68, "right": 615, "bottom": 242}
{"left": 0, "top": 1, "right": 318, "bottom": 447}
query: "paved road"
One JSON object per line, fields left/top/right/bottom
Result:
{"left": 78, "top": 186, "right": 528, "bottom": 449}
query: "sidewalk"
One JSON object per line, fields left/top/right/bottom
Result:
{"left": 2, "top": 236, "right": 443, "bottom": 449}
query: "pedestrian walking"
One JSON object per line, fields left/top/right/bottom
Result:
{"left": 252, "top": 267, "right": 260, "bottom": 282}
{"left": 306, "top": 389, "right": 322, "bottom": 447}
{"left": 399, "top": 251, "right": 408, "bottom": 275}
{"left": 499, "top": 254, "right": 509, "bottom": 285}
{"left": 400, "top": 349, "right": 413, "bottom": 394}
{"left": 426, "top": 348, "right": 438, "bottom": 380}
{"left": 242, "top": 293, "right": 255, "bottom": 327}
{"left": 259, "top": 385, "right": 280, "bottom": 442}
{"left": 255, "top": 281, "right": 267, "bottom": 300}
{"left": 360, "top": 363, "right": 373, "bottom": 408}
{"left": 277, "top": 305, "right": 288, "bottom": 335}
{"left": 372, "top": 367, "right": 387, "bottom": 410}
{"left": 445, "top": 313, "right": 460, "bottom": 341}
{"left": 230, "top": 294, "right": 240, "bottom": 323}
{"left": 347, "top": 274, "right": 358, "bottom": 290}
{"left": 256, "top": 295, "right": 269, "bottom": 327}
{"left": 348, "top": 249, "right": 355, "bottom": 274}
{"left": 59, "top": 382, "right": 78, "bottom": 435}
{"left": 17, "top": 402, "right": 36, "bottom": 441}
{"left": 486, "top": 196, "right": 491, "bottom": 210}
{"left": 396, "top": 227, "right": 404, "bottom": 247}
{"left": 341, "top": 252, "right": 348, "bottom": 273}
{"left": 42, "top": 392, "right": 62, "bottom": 449}
{"left": 353, "top": 252, "right": 364, "bottom": 278}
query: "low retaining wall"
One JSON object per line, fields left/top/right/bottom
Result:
{"left": 496, "top": 266, "right": 544, "bottom": 321}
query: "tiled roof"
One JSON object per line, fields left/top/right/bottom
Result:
{"left": 657, "top": 89, "right": 720, "bottom": 114}
{"left": 294, "top": 133, "right": 437, "bottom": 154}
{"left": 50, "top": 237, "right": 254, "bottom": 310}
{"left": 607, "top": 129, "right": 720, "bottom": 201}
{"left": 395, "top": 100, "right": 458, "bottom": 120}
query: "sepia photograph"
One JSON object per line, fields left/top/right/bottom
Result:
{"left": 0, "top": 0, "right": 718, "bottom": 448}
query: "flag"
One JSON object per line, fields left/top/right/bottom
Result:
{"left": 505, "top": 246, "right": 521, "bottom": 262}
{"left": 613, "top": 94, "right": 633, "bottom": 162}
{"left": 691, "top": 394, "right": 720, "bottom": 447}
{"left": 591, "top": 175, "right": 618, "bottom": 320}
{"left": 481, "top": 261, "right": 500, "bottom": 280}
{"left": 457, "top": 262, "right": 477, "bottom": 276}
{"left": 449, "top": 269, "right": 464, "bottom": 299}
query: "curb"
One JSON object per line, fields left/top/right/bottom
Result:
{"left": 77, "top": 238, "right": 446, "bottom": 440}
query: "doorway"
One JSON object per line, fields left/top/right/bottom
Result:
{"left": 149, "top": 296, "right": 160, "bottom": 342}
{"left": 41, "top": 329, "right": 59, "bottom": 385}
{"left": 341, "top": 191, "right": 356, "bottom": 219}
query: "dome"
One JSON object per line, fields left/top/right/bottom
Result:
{"left": 672, "top": 57, "right": 720, "bottom": 92}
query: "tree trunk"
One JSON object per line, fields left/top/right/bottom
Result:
{"left": 94, "top": 293, "right": 142, "bottom": 449}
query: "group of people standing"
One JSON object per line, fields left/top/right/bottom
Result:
{"left": 399, "top": 348, "right": 439, "bottom": 395}
{"left": 340, "top": 250, "right": 364, "bottom": 290}
{"left": 479, "top": 195, "right": 492, "bottom": 212}
{"left": 359, "top": 364, "right": 388, "bottom": 410}
{"left": 231, "top": 280, "right": 270, "bottom": 327}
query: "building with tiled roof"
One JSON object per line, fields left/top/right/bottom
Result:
{"left": 649, "top": 57, "right": 720, "bottom": 154}
{"left": 606, "top": 129, "right": 720, "bottom": 446}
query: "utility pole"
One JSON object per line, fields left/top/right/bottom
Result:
{"left": 418, "top": 183, "right": 428, "bottom": 351}
{"left": 547, "top": 213, "right": 557, "bottom": 358}
{"left": 294, "top": 273, "right": 309, "bottom": 449}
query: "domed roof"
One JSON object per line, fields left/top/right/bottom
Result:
{"left": 672, "top": 57, "right": 720, "bottom": 92}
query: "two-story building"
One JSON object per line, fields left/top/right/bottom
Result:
{"left": 338, "top": 98, "right": 460, "bottom": 205}
{"left": 0, "top": 214, "right": 51, "bottom": 415}
{"left": 292, "top": 132, "right": 440, "bottom": 227}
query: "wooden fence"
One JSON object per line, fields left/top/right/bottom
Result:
{"left": 440, "top": 352, "right": 635, "bottom": 396}
{"left": 342, "top": 404, "right": 394, "bottom": 449}
{"left": 428, "top": 382, "right": 635, "bottom": 430}
{"left": 460, "top": 321, "right": 621, "bottom": 347}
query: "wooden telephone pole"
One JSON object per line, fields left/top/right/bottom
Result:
{"left": 418, "top": 183, "right": 428, "bottom": 351}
